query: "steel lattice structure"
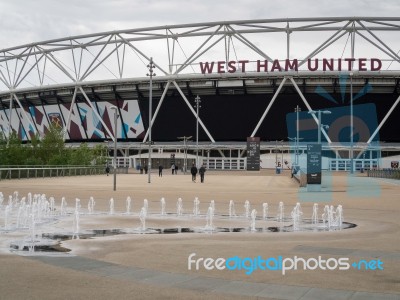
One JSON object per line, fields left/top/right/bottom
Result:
{"left": 0, "top": 17, "right": 399, "bottom": 145}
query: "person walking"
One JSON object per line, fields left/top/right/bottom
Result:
{"left": 190, "top": 163, "right": 198, "bottom": 182}
{"left": 159, "top": 165, "right": 163, "bottom": 177}
{"left": 105, "top": 165, "right": 110, "bottom": 176}
{"left": 171, "top": 163, "right": 175, "bottom": 175}
{"left": 199, "top": 164, "right": 206, "bottom": 183}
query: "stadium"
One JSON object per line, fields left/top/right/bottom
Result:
{"left": 0, "top": 17, "right": 399, "bottom": 171}
{"left": 0, "top": 16, "right": 400, "bottom": 300}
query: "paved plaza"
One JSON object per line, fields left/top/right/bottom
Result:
{"left": 0, "top": 170, "right": 399, "bottom": 299}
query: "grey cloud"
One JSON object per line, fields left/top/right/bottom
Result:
{"left": 0, "top": 0, "right": 398, "bottom": 49}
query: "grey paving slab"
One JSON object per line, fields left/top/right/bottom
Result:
{"left": 28, "top": 255, "right": 114, "bottom": 270}
{"left": 349, "top": 250, "right": 400, "bottom": 261}
{"left": 173, "top": 276, "right": 231, "bottom": 292}
{"left": 109, "top": 268, "right": 160, "bottom": 281}
{"left": 299, "top": 287, "right": 354, "bottom": 300}
{"left": 86, "top": 265, "right": 132, "bottom": 277}
{"left": 256, "top": 284, "right": 310, "bottom": 300}
{"left": 350, "top": 291, "right": 400, "bottom": 300}
{"left": 142, "top": 272, "right": 197, "bottom": 286}
{"left": 294, "top": 246, "right": 400, "bottom": 261}
{"left": 381, "top": 253, "right": 400, "bottom": 261}
{"left": 212, "top": 280, "right": 270, "bottom": 297}
{"left": 350, "top": 250, "right": 387, "bottom": 258}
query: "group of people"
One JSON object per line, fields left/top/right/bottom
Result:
{"left": 110, "top": 162, "right": 206, "bottom": 182}
{"left": 159, "top": 164, "right": 179, "bottom": 176}
{"left": 157, "top": 162, "right": 207, "bottom": 183}
{"left": 190, "top": 163, "right": 206, "bottom": 183}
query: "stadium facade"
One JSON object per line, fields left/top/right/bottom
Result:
{"left": 0, "top": 17, "right": 399, "bottom": 170}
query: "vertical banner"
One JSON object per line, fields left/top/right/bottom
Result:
{"left": 307, "top": 144, "right": 322, "bottom": 184}
{"left": 247, "top": 137, "right": 260, "bottom": 171}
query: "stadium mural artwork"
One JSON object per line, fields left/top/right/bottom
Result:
{"left": 199, "top": 58, "right": 382, "bottom": 74}
{"left": 0, "top": 100, "right": 144, "bottom": 141}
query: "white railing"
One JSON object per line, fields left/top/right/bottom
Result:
{"left": 0, "top": 166, "right": 107, "bottom": 180}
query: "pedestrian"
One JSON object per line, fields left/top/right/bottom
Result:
{"left": 199, "top": 164, "right": 206, "bottom": 183}
{"left": 144, "top": 165, "right": 148, "bottom": 174}
{"left": 105, "top": 165, "right": 110, "bottom": 176}
{"left": 190, "top": 163, "right": 198, "bottom": 182}
{"left": 159, "top": 165, "right": 163, "bottom": 177}
{"left": 171, "top": 163, "right": 175, "bottom": 175}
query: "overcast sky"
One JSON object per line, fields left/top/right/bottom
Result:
{"left": 0, "top": 0, "right": 399, "bottom": 49}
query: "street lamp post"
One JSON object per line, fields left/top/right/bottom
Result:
{"left": 308, "top": 110, "right": 331, "bottom": 144}
{"left": 288, "top": 137, "right": 303, "bottom": 167}
{"left": 281, "top": 140, "right": 284, "bottom": 172}
{"left": 295, "top": 106, "right": 301, "bottom": 165}
{"left": 178, "top": 136, "right": 192, "bottom": 174}
{"left": 350, "top": 72, "right": 354, "bottom": 174}
{"left": 110, "top": 106, "right": 118, "bottom": 191}
{"left": 275, "top": 139, "right": 283, "bottom": 171}
{"left": 194, "top": 95, "right": 201, "bottom": 167}
{"left": 146, "top": 57, "right": 156, "bottom": 183}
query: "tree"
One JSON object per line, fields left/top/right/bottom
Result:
{"left": 38, "top": 125, "right": 66, "bottom": 165}
{"left": 25, "top": 133, "right": 43, "bottom": 165}
{"left": 4, "top": 132, "right": 27, "bottom": 165}
{"left": 0, "top": 125, "right": 107, "bottom": 167}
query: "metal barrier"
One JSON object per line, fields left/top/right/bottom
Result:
{"left": 0, "top": 166, "right": 106, "bottom": 180}
{"left": 367, "top": 169, "right": 400, "bottom": 180}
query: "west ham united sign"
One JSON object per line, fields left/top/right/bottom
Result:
{"left": 199, "top": 58, "right": 382, "bottom": 74}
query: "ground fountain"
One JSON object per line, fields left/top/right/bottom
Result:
{"left": 73, "top": 198, "right": 80, "bottom": 239}
{"left": 210, "top": 200, "right": 215, "bottom": 215}
{"left": 75, "top": 198, "right": 81, "bottom": 211}
{"left": 291, "top": 203, "right": 303, "bottom": 231}
{"left": 28, "top": 213, "right": 36, "bottom": 253}
{"left": 27, "top": 193, "right": 32, "bottom": 206}
{"left": 177, "top": 198, "right": 183, "bottom": 216}
{"left": 139, "top": 207, "right": 147, "bottom": 231}
{"left": 250, "top": 209, "right": 257, "bottom": 231}
{"left": 160, "top": 198, "right": 166, "bottom": 216}
{"left": 49, "top": 197, "right": 55, "bottom": 216}
{"left": 205, "top": 205, "right": 214, "bottom": 230}
{"left": 335, "top": 205, "right": 343, "bottom": 227}
{"left": 321, "top": 205, "right": 343, "bottom": 230}
{"left": 193, "top": 197, "right": 200, "bottom": 217}
{"left": 4, "top": 205, "right": 11, "bottom": 229}
{"left": 126, "top": 197, "right": 132, "bottom": 214}
{"left": 1, "top": 190, "right": 355, "bottom": 256}
{"left": 277, "top": 201, "right": 284, "bottom": 222}
{"left": 16, "top": 201, "right": 25, "bottom": 229}
{"left": 312, "top": 203, "right": 319, "bottom": 226}
{"left": 60, "top": 197, "right": 68, "bottom": 216}
{"left": 88, "top": 197, "right": 95, "bottom": 214}
{"left": 109, "top": 198, "right": 114, "bottom": 215}
{"left": 262, "top": 203, "right": 268, "bottom": 221}
{"left": 244, "top": 200, "right": 250, "bottom": 218}
{"left": 229, "top": 200, "right": 236, "bottom": 218}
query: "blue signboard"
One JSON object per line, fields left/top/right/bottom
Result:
{"left": 307, "top": 144, "right": 321, "bottom": 184}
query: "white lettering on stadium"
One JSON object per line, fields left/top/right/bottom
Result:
{"left": 199, "top": 58, "right": 382, "bottom": 74}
